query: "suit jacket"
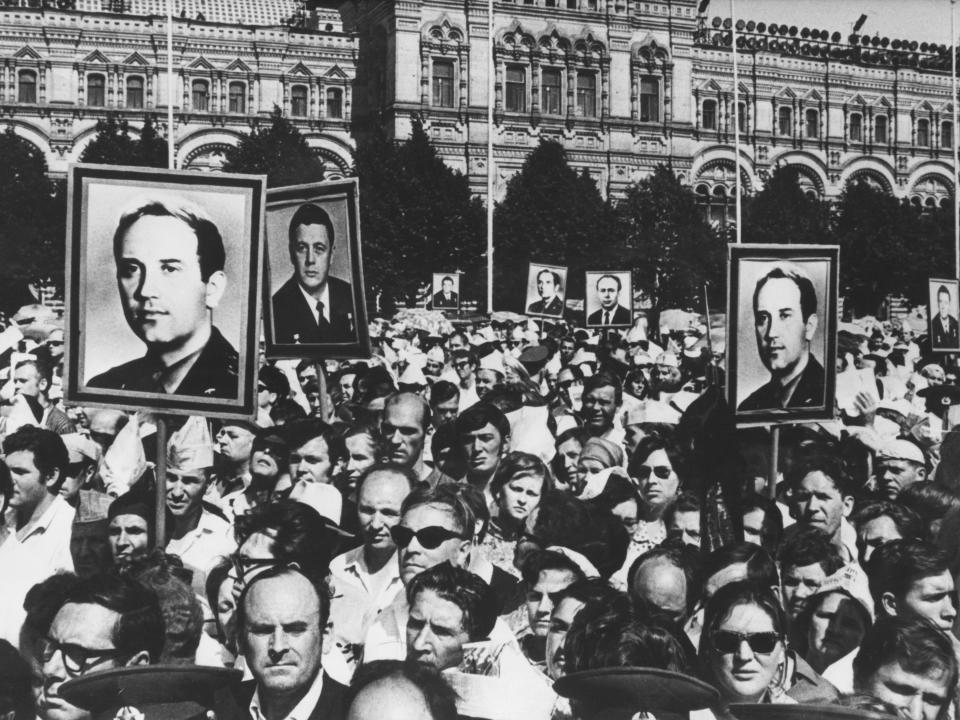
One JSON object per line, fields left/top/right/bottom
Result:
{"left": 932, "top": 313, "right": 960, "bottom": 348}
{"left": 87, "top": 326, "right": 239, "bottom": 399}
{"left": 272, "top": 275, "right": 355, "bottom": 344}
{"left": 587, "top": 304, "right": 632, "bottom": 326}
{"left": 237, "top": 673, "right": 347, "bottom": 720}
{"left": 527, "top": 295, "right": 564, "bottom": 316}
{"left": 738, "top": 354, "right": 825, "bottom": 412}
{"left": 432, "top": 290, "right": 459, "bottom": 308}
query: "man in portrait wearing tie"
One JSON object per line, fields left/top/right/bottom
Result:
{"left": 586, "top": 274, "right": 632, "bottom": 327}
{"left": 271, "top": 203, "right": 356, "bottom": 344}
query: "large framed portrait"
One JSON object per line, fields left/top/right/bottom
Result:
{"left": 263, "top": 179, "right": 370, "bottom": 360}
{"left": 64, "top": 164, "right": 266, "bottom": 419}
{"left": 727, "top": 244, "right": 839, "bottom": 426}
{"left": 928, "top": 278, "right": 960, "bottom": 352}
{"left": 431, "top": 272, "right": 461, "bottom": 311}
{"left": 584, "top": 270, "right": 633, "bottom": 328}
{"left": 525, "top": 263, "right": 568, "bottom": 318}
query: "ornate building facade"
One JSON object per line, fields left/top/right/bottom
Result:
{"left": 0, "top": 0, "right": 356, "bottom": 176}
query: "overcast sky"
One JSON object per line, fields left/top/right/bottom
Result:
{"left": 716, "top": 0, "right": 954, "bottom": 46}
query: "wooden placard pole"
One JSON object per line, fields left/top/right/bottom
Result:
{"left": 315, "top": 362, "right": 331, "bottom": 422}
{"left": 154, "top": 416, "right": 168, "bottom": 549}
{"left": 767, "top": 425, "right": 780, "bottom": 501}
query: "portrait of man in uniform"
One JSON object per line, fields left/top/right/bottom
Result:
{"left": 728, "top": 245, "right": 838, "bottom": 425}
{"left": 929, "top": 279, "right": 960, "bottom": 351}
{"left": 432, "top": 274, "right": 460, "bottom": 310}
{"left": 66, "top": 165, "right": 265, "bottom": 418}
{"left": 526, "top": 264, "right": 567, "bottom": 317}
{"left": 585, "top": 271, "right": 632, "bottom": 328}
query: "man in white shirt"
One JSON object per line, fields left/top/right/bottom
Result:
{"left": 0, "top": 426, "right": 75, "bottom": 648}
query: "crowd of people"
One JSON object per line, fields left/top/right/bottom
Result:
{"left": 1, "top": 301, "right": 959, "bottom": 720}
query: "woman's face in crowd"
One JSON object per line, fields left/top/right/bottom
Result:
{"left": 574, "top": 456, "right": 606, "bottom": 492}
{"left": 636, "top": 448, "right": 680, "bottom": 511}
{"left": 711, "top": 602, "right": 785, "bottom": 703}
{"left": 498, "top": 472, "right": 544, "bottom": 522}
{"left": 554, "top": 438, "right": 583, "bottom": 492}
{"left": 807, "top": 592, "right": 867, "bottom": 671}
{"left": 344, "top": 433, "right": 378, "bottom": 489}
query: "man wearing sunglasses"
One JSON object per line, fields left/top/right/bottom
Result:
{"left": 450, "top": 349, "right": 479, "bottom": 412}
{"left": 39, "top": 574, "right": 164, "bottom": 720}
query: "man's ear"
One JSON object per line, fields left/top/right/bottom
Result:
{"left": 880, "top": 591, "right": 899, "bottom": 618}
{"left": 804, "top": 314, "right": 819, "bottom": 343}
{"left": 841, "top": 494, "right": 855, "bottom": 518}
{"left": 43, "top": 469, "right": 61, "bottom": 491}
{"left": 125, "top": 650, "right": 151, "bottom": 667}
{"left": 205, "top": 270, "right": 227, "bottom": 310}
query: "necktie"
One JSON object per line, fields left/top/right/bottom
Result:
{"left": 316, "top": 300, "right": 330, "bottom": 331}
{"left": 604, "top": 311, "right": 610, "bottom": 326}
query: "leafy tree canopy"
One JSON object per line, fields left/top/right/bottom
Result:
{"left": 222, "top": 106, "right": 326, "bottom": 187}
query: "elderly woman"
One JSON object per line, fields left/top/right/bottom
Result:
{"left": 574, "top": 437, "right": 625, "bottom": 496}
{"left": 696, "top": 581, "right": 792, "bottom": 719}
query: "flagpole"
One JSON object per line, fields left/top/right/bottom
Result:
{"left": 730, "top": 0, "right": 741, "bottom": 244}
{"left": 486, "top": 0, "right": 495, "bottom": 314}
{"left": 953, "top": 0, "right": 958, "bottom": 279}
{"left": 167, "top": 0, "right": 175, "bottom": 169}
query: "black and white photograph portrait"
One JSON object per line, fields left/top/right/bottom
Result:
{"left": 431, "top": 273, "right": 461, "bottom": 310}
{"left": 584, "top": 271, "right": 633, "bottom": 328}
{"left": 728, "top": 244, "right": 839, "bottom": 425}
{"left": 64, "top": 164, "right": 266, "bottom": 418}
{"left": 525, "top": 263, "right": 568, "bottom": 318}
{"left": 264, "top": 178, "right": 370, "bottom": 360}
{"left": 928, "top": 278, "right": 960, "bottom": 352}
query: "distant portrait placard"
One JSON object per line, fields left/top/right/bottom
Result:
{"left": 584, "top": 271, "right": 633, "bottom": 328}
{"left": 928, "top": 278, "right": 960, "bottom": 352}
{"left": 525, "top": 263, "right": 568, "bottom": 318}
{"left": 431, "top": 273, "right": 461, "bottom": 311}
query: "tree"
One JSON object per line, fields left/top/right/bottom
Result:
{"left": 222, "top": 106, "right": 326, "bottom": 187}
{"left": 79, "top": 114, "right": 169, "bottom": 168}
{"left": 354, "top": 121, "right": 485, "bottom": 312}
{"left": 742, "top": 165, "right": 833, "bottom": 246}
{"left": 0, "top": 128, "right": 65, "bottom": 304}
{"left": 615, "top": 165, "right": 725, "bottom": 326}
{"left": 493, "top": 140, "right": 613, "bottom": 312}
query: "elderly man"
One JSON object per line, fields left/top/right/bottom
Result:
{"left": 739, "top": 262, "right": 825, "bottom": 411}
{"left": 272, "top": 202, "right": 355, "bottom": 344}
{"left": 87, "top": 196, "right": 238, "bottom": 398}
{"left": 784, "top": 453, "right": 857, "bottom": 561}
{"left": 382, "top": 393, "right": 433, "bottom": 481}
{"left": 38, "top": 574, "right": 164, "bottom": 720}
{"left": 237, "top": 565, "right": 348, "bottom": 720}
{"left": 875, "top": 438, "right": 927, "bottom": 500}
{"left": 345, "top": 661, "right": 458, "bottom": 720}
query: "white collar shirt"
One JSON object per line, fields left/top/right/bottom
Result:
{"left": 249, "top": 667, "right": 325, "bottom": 720}
{"left": 298, "top": 282, "right": 331, "bottom": 325}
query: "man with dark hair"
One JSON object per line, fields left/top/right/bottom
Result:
{"left": 586, "top": 274, "right": 631, "bottom": 326}
{"left": 664, "top": 492, "right": 701, "bottom": 548}
{"left": 289, "top": 418, "right": 347, "bottom": 487}
{"left": 0, "top": 427, "right": 75, "bottom": 647}
{"left": 785, "top": 453, "right": 858, "bottom": 560}
{"left": 237, "top": 565, "right": 348, "bottom": 720}
{"left": 777, "top": 526, "right": 845, "bottom": 622}
{"left": 429, "top": 381, "right": 460, "bottom": 430}
{"left": 527, "top": 269, "right": 564, "bottom": 316}
{"left": 580, "top": 372, "right": 623, "bottom": 443}
{"left": 346, "top": 660, "right": 458, "bottom": 720}
{"left": 450, "top": 349, "right": 479, "bottom": 411}
{"left": 431, "top": 276, "right": 459, "bottom": 309}
{"left": 521, "top": 551, "right": 585, "bottom": 664}
{"left": 88, "top": 196, "right": 238, "bottom": 398}
{"left": 931, "top": 284, "right": 959, "bottom": 349}
{"left": 851, "top": 500, "right": 925, "bottom": 563}
{"left": 272, "top": 202, "right": 355, "bottom": 344}
{"left": 865, "top": 539, "right": 957, "bottom": 633}
{"left": 853, "top": 615, "right": 957, "bottom": 720}
{"left": 739, "top": 262, "right": 825, "bottom": 411}
{"left": 257, "top": 364, "right": 290, "bottom": 422}
{"left": 13, "top": 359, "right": 73, "bottom": 435}
{"left": 454, "top": 404, "right": 511, "bottom": 502}
{"left": 39, "top": 573, "right": 164, "bottom": 720}
{"left": 405, "top": 563, "right": 498, "bottom": 670}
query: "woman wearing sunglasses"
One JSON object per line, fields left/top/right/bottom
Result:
{"left": 697, "top": 581, "right": 791, "bottom": 718}
{"left": 626, "top": 435, "right": 685, "bottom": 555}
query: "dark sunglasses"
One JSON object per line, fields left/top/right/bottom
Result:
{"left": 711, "top": 630, "right": 781, "bottom": 655}
{"left": 390, "top": 525, "right": 466, "bottom": 549}
{"left": 634, "top": 465, "right": 673, "bottom": 481}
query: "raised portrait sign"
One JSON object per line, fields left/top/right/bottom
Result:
{"left": 525, "top": 263, "right": 568, "bottom": 318}
{"left": 584, "top": 270, "right": 633, "bottom": 328}
{"left": 431, "top": 273, "right": 461, "bottom": 311}
{"left": 928, "top": 278, "right": 960, "bottom": 352}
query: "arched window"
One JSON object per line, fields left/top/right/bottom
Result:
{"left": 778, "top": 106, "right": 792, "bottom": 135}
{"left": 805, "top": 109, "right": 819, "bottom": 139}
{"left": 229, "top": 81, "right": 245, "bottom": 113}
{"left": 639, "top": 77, "right": 660, "bottom": 122}
{"left": 917, "top": 118, "right": 930, "bottom": 147}
{"left": 849, "top": 112, "right": 862, "bottom": 142}
{"left": 875, "top": 114, "right": 888, "bottom": 144}
{"left": 18, "top": 69, "right": 36, "bottom": 104}
{"left": 291, "top": 84, "right": 308, "bottom": 116}
{"left": 702, "top": 99, "right": 717, "bottom": 130}
{"left": 326, "top": 87, "right": 343, "bottom": 118}
{"left": 126, "top": 76, "right": 144, "bottom": 109}
{"left": 192, "top": 79, "right": 209, "bottom": 111}
{"left": 432, "top": 61, "right": 454, "bottom": 108}
{"left": 87, "top": 73, "right": 105, "bottom": 107}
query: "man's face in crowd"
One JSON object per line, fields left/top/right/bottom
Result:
{"left": 449, "top": 335, "right": 468, "bottom": 353}
{"left": 14, "top": 363, "right": 42, "bottom": 398}
{"left": 667, "top": 509, "right": 701, "bottom": 548}
{"left": 242, "top": 573, "right": 323, "bottom": 699}
{"left": 108, "top": 513, "right": 150, "bottom": 564}
{"left": 790, "top": 471, "right": 851, "bottom": 540}
{"left": 382, "top": 397, "right": 427, "bottom": 468}
{"left": 939, "top": 291, "right": 951, "bottom": 319}
{"left": 896, "top": 571, "right": 958, "bottom": 633}
{"left": 560, "top": 339, "right": 576, "bottom": 363}
{"left": 5, "top": 449, "right": 53, "bottom": 517}
{"left": 596, "top": 277, "right": 620, "bottom": 310}
{"left": 425, "top": 358, "right": 445, "bottom": 377}
{"left": 742, "top": 507, "right": 765, "bottom": 545}
{"left": 554, "top": 437, "right": 583, "bottom": 493}
{"left": 338, "top": 373, "right": 356, "bottom": 403}
{"left": 358, "top": 470, "right": 409, "bottom": 553}
{"left": 46, "top": 330, "right": 65, "bottom": 361}
{"left": 116, "top": 214, "right": 220, "bottom": 350}
{"left": 475, "top": 369, "right": 500, "bottom": 398}
{"left": 546, "top": 596, "right": 584, "bottom": 680}
{"left": 856, "top": 515, "right": 903, "bottom": 564}
{"left": 581, "top": 384, "right": 617, "bottom": 434}
{"left": 41, "top": 602, "right": 146, "bottom": 720}
{"left": 782, "top": 562, "right": 828, "bottom": 620}
{"left": 460, "top": 422, "right": 504, "bottom": 479}
{"left": 294, "top": 436, "right": 334, "bottom": 484}
{"left": 754, "top": 276, "right": 816, "bottom": 379}
{"left": 527, "top": 568, "right": 579, "bottom": 638}
{"left": 291, "top": 221, "right": 333, "bottom": 293}
{"left": 537, "top": 271, "right": 558, "bottom": 300}
{"left": 406, "top": 589, "right": 469, "bottom": 671}
{"left": 862, "top": 660, "right": 951, "bottom": 720}
{"left": 346, "top": 676, "right": 436, "bottom": 720}
{"left": 165, "top": 470, "right": 207, "bottom": 518}
{"left": 453, "top": 356, "right": 475, "bottom": 383}
{"left": 877, "top": 459, "right": 925, "bottom": 500}
{"left": 808, "top": 592, "right": 868, "bottom": 669}
{"left": 432, "top": 396, "right": 459, "bottom": 428}
{"left": 631, "top": 558, "right": 687, "bottom": 624}
{"left": 397, "top": 504, "right": 469, "bottom": 585}
{"left": 216, "top": 425, "right": 254, "bottom": 464}
{"left": 88, "top": 410, "right": 124, "bottom": 454}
